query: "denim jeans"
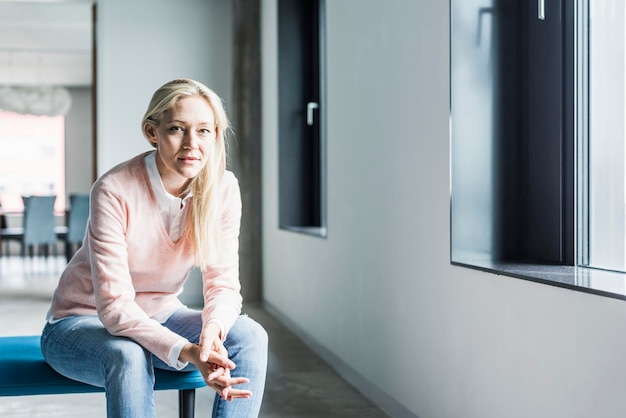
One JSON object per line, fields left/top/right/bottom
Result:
{"left": 41, "top": 307, "right": 268, "bottom": 418}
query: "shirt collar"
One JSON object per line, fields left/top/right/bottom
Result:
{"left": 145, "top": 151, "right": 193, "bottom": 210}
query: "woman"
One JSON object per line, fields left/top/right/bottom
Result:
{"left": 41, "top": 78, "right": 267, "bottom": 418}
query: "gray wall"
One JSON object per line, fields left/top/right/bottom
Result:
{"left": 261, "top": 1, "right": 626, "bottom": 418}
{"left": 65, "top": 87, "right": 93, "bottom": 198}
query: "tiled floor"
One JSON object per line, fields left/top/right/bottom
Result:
{"left": 0, "top": 256, "right": 389, "bottom": 418}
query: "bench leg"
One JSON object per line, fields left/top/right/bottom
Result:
{"left": 179, "top": 389, "right": 196, "bottom": 418}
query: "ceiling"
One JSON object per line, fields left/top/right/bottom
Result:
{"left": 0, "top": 1, "right": 92, "bottom": 87}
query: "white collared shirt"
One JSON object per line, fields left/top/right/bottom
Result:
{"left": 145, "top": 151, "right": 192, "bottom": 241}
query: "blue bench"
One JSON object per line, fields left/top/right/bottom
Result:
{"left": 0, "top": 335, "right": 206, "bottom": 418}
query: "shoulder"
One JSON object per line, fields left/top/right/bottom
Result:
{"left": 222, "top": 170, "right": 238, "bottom": 189}
{"left": 91, "top": 153, "right": 150, "bottom": 198}
{"left": 100, "top": 153, "right": 148, "bottom": 181}
{"left": 220, "top": 170, "right": 241, "bottom": 211}
{"left": 222, "top": 170, "right": 240, "bottom": 196}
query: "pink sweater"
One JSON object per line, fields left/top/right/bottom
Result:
{"left": 49, "top": 153, "right": 243, "bottom": 365}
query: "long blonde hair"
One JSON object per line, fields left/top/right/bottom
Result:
{"left": 141, "top": 78, "right": 231, "bottom": 268}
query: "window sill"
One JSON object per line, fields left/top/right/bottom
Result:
{"left": 452, "top": 259, "right": 626, "bottom": 301}
{"left": 279, "top": 225, "right": 327, "bottom": 238}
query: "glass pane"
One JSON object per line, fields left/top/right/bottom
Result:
{"left": 450, "top": 0, "right": 497, "bottom": 262}
{"left": 0, "top": 111, "right": 66, "bottom": 213}
{"left": 587, "top": 0, "right": 626, "bottom": 271}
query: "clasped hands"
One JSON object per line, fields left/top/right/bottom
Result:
{"left": 179, "top": 323, "right": 252, "bottom": 401}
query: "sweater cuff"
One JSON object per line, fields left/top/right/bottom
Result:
{"left": 168, "top": 339, "right": 189, "bottom": 370}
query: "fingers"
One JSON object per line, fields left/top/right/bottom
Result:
{"left": 199, "top": 338, "right": 230, "bottom": 365}
{"left": 199, "top": 322, "right": 222, "bottom": 361}
{"left": 208, "top": 366, "right": 227, "bottom": 381}
{"left": 199, "top": 345, "right": 212, "bottom": 362}
{"left": 199, "top": 347, "right": 236, "bottom": 371}
{"left": 207, "top": 385, "right": 252, "bottom": 400}
{"left": 208, "top": 370, "right": 250, "bottom": 386}
{"left": 208, "top": 379, "right": 253, "bottom": 400}
{"left": 208, "top": 374, "right": 250, "bottom": 392}
{"left": 221, "top": 376, "right": 250, "bottom": 386}
{"left": 198, "top": 340, "right": 217, "bottom": 363}
{"left": 223, "top": 388, "right": 252, "bottom": 400}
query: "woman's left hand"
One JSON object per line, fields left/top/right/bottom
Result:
{"left": 198, "top": 322, "right": 253, "bottom": 400}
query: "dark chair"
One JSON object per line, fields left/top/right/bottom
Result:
{"left": 63, "top": 193, "right": 90, "bottom": 262}
{"left": 0, "top": 209, "right": 24, "bottom": 257}
{"left": 0, "top": 210, "right": 9, "bottom": 256}
{"left": 0, "top": 208, "right": 4, "bottom": 256}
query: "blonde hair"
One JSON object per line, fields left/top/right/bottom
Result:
{"left": 141, "top": 78, "right": 231, "bottom": 268}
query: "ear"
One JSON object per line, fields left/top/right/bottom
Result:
{"left": 143, "top": 123, "right": 158, "bottom": 146}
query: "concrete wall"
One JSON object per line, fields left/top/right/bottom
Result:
{"left": 261, "top": 1, "right": 626, "bottom": 417}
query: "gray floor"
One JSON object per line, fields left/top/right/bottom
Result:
{"left": 0, "top": 256, "right": 389, "bottom": 418}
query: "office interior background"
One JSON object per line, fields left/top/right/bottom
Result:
{"left": 1, "top": 0, "right": 626, "bottom": 417}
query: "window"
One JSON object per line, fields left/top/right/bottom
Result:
{"left": 0, "top": 111, "right": 65, "bottom": 213}
{"left": 277, "top": 0, "right": 327, "bottom": 237}
{"left": 451, "top": 0, "right": 626, "bottom": 299}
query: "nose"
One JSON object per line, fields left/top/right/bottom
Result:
{"left": 182, "top": 130, "right": 199, "bottom": 149}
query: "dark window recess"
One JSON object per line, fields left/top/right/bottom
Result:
{"left": 278, "top": 0, "right": 326, "bottom": 235}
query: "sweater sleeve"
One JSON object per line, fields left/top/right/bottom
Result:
{"left": 201, "top": 172, "right": 244, "bottom": 335}
{"left": 88, "top": 176, "right": 188, "bottom": 366}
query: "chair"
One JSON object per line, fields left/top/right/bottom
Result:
{"left": 0, "top": 210, "right": 24, "bottom": 257}
{"left": 63, "top": 193, "right": 90, "bottom": 262}
{"left": 22, "top": 195, "right": 61, "bottom": 260}
{"left": 0, "top": 195, "right": 60, "bottom": 261}
{"left": 0, "top": 208, "right": 7, "bottom": 256}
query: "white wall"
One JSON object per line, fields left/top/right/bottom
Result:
{"left": 96, "top": 0, "right": 232, "bottom": 174}
{"left": 261, "top": 1, "right": 626, "bottom": 417}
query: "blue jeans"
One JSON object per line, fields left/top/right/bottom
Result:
{"left": 41, "top": 308, "right": 268, "bottom": 418}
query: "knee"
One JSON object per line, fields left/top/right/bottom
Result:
{"left": 103, "top": 337, "right": 151, "bottom": 370}
{"left": 243, "top": 315, "right": 269, "bottom": 349}
{"left": 228, "top": 315, "right": 269, "bottom": 352}
{"left": 100, "top": 338, "right": 155, "bottom": 394}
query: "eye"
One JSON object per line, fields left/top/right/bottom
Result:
{"left": 169, "top": 126, "right": 184, "bottom": 133}
{"left": 199, "top": 128, "right": 212, "bottom": 135}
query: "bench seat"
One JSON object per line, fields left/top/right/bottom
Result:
{"left": 0, "top": 335, "right": 206, "bottom": 417}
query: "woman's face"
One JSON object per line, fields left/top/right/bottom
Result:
{"left": 145, "top": 95, "right": 216, "bottom": 196}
